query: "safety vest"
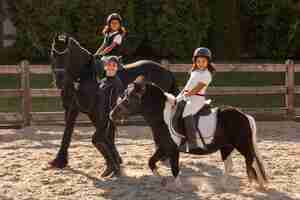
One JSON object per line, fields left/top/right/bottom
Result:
{"left": 102, "top": 32, "right": 122, "bottom": 56}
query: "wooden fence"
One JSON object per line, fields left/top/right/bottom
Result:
{"left": 0, "top": 60, "right": 299, "bottom": 128}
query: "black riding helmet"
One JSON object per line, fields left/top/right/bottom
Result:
{"left": 106, "top": 13, "right": 122, "bottom": 25}
{"left": 193, "top": 47, "right": 212, "bottom": 62}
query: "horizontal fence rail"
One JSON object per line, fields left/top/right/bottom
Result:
{"left": 0, "top": 60, "right": 299, "bottom": 128}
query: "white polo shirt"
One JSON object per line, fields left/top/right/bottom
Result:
{"left": 183, "top": 69, "right": 212, "bottom": 95}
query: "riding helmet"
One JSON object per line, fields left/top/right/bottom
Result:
{"left": 193, "top": 47, "right": 212, "bottom": 62}
{"left": 102, "top": 55, "right": 120, "bottom": 64}
{"left": 106, "top": 13, "right": 122, "bottom": 25}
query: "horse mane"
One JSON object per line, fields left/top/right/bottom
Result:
{"left": 144, "top": 81, "right": 166, "bottom": 102}
{"left": 118, "top": 60, "right": 169, "bottom": 87}
{"left": 69, "top": 37, "right": 92, "bottom": 56}
{"left": 124, "top": 60, "right": 161, "bottom": 70}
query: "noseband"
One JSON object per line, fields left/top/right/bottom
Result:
{"left": 51, "top": 36, "right": 70, "bottom": 56}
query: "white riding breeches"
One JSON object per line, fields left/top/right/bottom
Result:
{"left": 176, "top": 95, "right": 206, "bottom": 118}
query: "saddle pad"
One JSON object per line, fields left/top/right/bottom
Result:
{"left": 195, "top": 108, "right": 218, "bottom": 146}
{"left": 163, "top": 101, "right": 218, "bottom": 149}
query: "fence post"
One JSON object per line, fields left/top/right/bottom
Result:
{"left": 20, "top": 60, "right": 31, "bottom": 127}
{"left": 285, "top": 59, "right": 295, "bottom": 119}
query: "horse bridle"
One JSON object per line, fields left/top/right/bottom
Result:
{"left": 51, "top": 35, "right": 70, "bottom": 56}
{"left": 50, "top": 37, "right": 67, "bottom": 87}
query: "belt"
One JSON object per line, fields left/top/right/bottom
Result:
{"left": 184, "top": 90, "right": 206, "bottom": 97}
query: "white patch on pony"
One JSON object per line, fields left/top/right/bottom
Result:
{"left": 224, "top": 154, "right": 233, "bottom": 174}
{"left": 222, "top": 154, "right": 233, "bottom": 187}
{"left": 163, "top": 98, "right": 218, "bottom": 149}
{"left": 246, "top": 114, "right": 268, "bottom": 188}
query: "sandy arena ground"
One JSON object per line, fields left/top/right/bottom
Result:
{"left": 0, "top": 121, "right": 300, "bottom": 200}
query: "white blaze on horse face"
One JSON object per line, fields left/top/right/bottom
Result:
{"left": 58, "top": 34, "right": 67, "bottom": 42}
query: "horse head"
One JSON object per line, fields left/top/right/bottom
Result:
{"left": 50, "top": 33, "right": 70, "bottom": 88}
{"left": 110, "top": 76, "right": 146, "bottom": 121}
{"left": 50, "top": 33, "right": 93, "bottom": 87}
{"left": 110, "top": 75, "right": 168, "bottom": 122}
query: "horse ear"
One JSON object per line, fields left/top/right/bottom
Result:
{"left": 134, "top": 76, "right": 146, "bottom": 94}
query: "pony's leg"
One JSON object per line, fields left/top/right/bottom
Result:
{"left": 164, "top": 150, "right": 195, "bottom": 192}
{"left": 49, "top": 107, "right": 79, "bottom": 169}
{"left": 167, "top": 150, "right": 182, "bottom": 188}
{"left": 169, "top": 150, "right": 180, "bottom": 178}
{"left": 234, "top": 133, "right": 267, "bottom": 189}
{"left": 220, "top": 145, "right": 234, "bottom": 186}
{"left": 149, "top": 148, "right": 165, "bottom": 177}
{"left": 92, "top": 130, "right": 121, "bottom": 178}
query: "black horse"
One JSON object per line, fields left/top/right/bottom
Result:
{"left": 110, "top": 78, "right": 268, "bottom": 190}
{"left": 49, "top": 33, "right": 178, "bottom": 177}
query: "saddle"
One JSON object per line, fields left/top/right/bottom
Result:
{"left": 171, "top": 101, "right": 212, "bottom": 138}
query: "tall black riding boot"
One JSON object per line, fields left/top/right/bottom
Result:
{"left": 95, "top": 141, "right": 120, "bottom": 177}
{"left": 171, "top": 100, "right": 186, "bottom": 135}
{"left": 183, "top": 115, "right": 198, "bottom": 150}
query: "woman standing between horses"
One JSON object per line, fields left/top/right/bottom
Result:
{"left": 99, "top": 56, "right": 124, "bottom": 107}
{"left": 172, "top": 47, "right": 216, "bottom": 151}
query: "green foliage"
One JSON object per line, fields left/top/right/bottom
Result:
{"left": 8, "top": 0, "right": 81, "bottom": 62}
{"left": 4, "top": 0, "right": 300, "bottom": 62}
{"left": 255, "top": 0, "right": 300, "bottom": 59}
{"left": 8, "top": 0, "right": 211, "bottom": 62}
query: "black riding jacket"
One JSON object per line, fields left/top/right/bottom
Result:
{"left": 98, "top": 76, "right": 124, "bottom": 113}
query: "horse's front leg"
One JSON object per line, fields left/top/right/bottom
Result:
{"left": 49, "top": 107, "right": 79, "bottom": 169}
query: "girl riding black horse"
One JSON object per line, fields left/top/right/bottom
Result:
{"left": 94, "top": 13, "right": 127, "bottom": 77}
{"left": 49, "top": 33, "right": 178, "bottom": 178}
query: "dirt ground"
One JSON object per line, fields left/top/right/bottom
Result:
{"left": 0, "top": 121, "right": 299, "bottom": 200}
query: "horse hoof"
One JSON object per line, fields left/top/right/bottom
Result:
{"left": 48, "top": 159, "right": 67, "bottom": 169}
{"left": 100, "top": 167, "right": 114, "bottom": 177}
{"left": 110, "top": 169, "right": 122, "bottom": 178}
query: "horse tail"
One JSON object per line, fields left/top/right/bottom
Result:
{"left": 168, "top": 72, "right": 180, "bottom": 95}
{"left": 246, "top": 114, "right": 268, "bottom": 184}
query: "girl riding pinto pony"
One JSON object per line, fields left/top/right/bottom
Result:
{"left": 171, "top": 47, "right": 216, "bottom": 151}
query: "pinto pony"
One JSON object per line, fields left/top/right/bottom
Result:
{"left": 110, "top": 78, "right": 268, "bottom": 189}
